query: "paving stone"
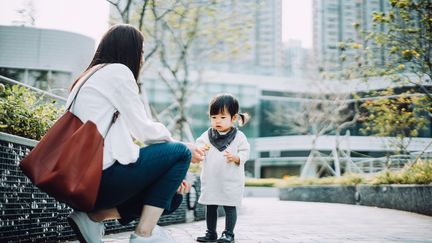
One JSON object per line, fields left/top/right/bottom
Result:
{"left": 67, "top": 197, "right": 432, "bottom": 243}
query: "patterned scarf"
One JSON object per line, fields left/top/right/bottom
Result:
{"left": 208, "top": 127, "right": 237, "bottom": 152}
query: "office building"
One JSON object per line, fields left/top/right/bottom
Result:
{"left": 313, "top": 0, "right": 390, "bottom": 72}
{"left": 0, "top": 25, "right": 94, "bottom": 97}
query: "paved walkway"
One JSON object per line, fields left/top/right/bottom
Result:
{"left": 80, "top": 197, "right": 432, "bottom": 242}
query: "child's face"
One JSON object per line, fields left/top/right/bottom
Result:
{"left": 210, "top": 110, "right": 237, "bottom": 133}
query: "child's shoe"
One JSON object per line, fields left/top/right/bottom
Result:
{"left": 196, "top": 230, "right": 218, "bottom": 242}
{"left": 216, "top": 231, "right": 234, "bottom": 243}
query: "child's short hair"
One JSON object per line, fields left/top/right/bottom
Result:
{"left": 209, "top": 93, "right": 250, "bottom": 126}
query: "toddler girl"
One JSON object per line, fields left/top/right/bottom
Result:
{"left": 196, "top": 93, "right": 250, "bottom": 243}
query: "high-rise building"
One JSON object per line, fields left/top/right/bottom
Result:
{"left": 109, "top": 0, "right": 283, "bottom": 75}
{"left": 358, "top": 0, "right": 390, "bottom": 66}
{"left": 255, "top": 0, "right": 283, "bottom": 72}
{"left": 282, "top": 39, "right": 314, "bottom": 79}
{"left": 181, "top": 0, "right": 284, "bottom": 75}
{"left": 313, "top": 0, "right": 390, "bottom": 72}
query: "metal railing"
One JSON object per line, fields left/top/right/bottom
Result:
{"left": 0, "top": 75, "right": 67, "bottom": 104}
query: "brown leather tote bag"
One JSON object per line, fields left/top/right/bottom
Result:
{"left": 20, "top": 64, "right": 116, "bottom": 212}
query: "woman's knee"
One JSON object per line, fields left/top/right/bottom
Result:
{"left": 171, "top": 142, "right": 192, "bottom": 164}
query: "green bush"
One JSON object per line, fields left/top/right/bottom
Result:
{"left": 372, "top": 160, "right": 432, "bottom": 184}
{"left": 0, "top": 84, "right": 63, "bottom": 140}
{"left": 277, "top": 173, "right": 366, "bottom": 187}
{"left": 276, "top": 161, "right": 432, "bottom": 187}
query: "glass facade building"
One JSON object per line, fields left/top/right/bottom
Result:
{"left": 141, "top": 70, "right": 432, "bottom": 178}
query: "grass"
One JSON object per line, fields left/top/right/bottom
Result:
{"left": 244, "top": 178, "right": 282, "bottom": 187}
{"left": 246, "top": 160, "right": 432, "bottom": 188}
{"left": 275, "top": 173, "right": 367, "bottom": 188}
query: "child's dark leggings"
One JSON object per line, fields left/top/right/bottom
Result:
{"left": 206, "top": 205, "right": 237, "bottom": 236}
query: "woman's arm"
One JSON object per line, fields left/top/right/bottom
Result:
{"left": 109, "top": 65, "right": 173, "bottom": 144}
{"left": 183, "top": 142, "right": 205, "bottom": 164}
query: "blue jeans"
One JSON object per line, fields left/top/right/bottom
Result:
{"left": 94, "top": 142, "right": 191, "bottom": 225}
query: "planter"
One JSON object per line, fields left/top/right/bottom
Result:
{"left": 279, "top": 184, "right": 432, "bottom": 216}
{"left": 244, "top": 186, "right": 279, "bottom": 197}
{"left": 358, "top": 184, "right": 432, "bottom": 216}
{"left": 279, "top": 185, "right": 357, "bottom": 204}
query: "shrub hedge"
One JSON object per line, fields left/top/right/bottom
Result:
{"left": 248, "top": 160, "right": 432, "bottom": 187}
{"left": 0, "top": 84, "right": 63, "bottom": 140}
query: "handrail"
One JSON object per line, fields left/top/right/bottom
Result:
{"left": 0, "top": 132, "right": 37, "bottom": 147}
{"left": 0, "top": 75, "right": 67, "bottom": 102}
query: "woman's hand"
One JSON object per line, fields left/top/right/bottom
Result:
{"left": 184, "top": 142, "right": 205, "bottom": 163}
{"left": 176, "top": 180, "right": 190, "bottom": 194}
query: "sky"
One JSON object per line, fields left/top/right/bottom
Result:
{"left": 282, "top": 0, "right": 313, "bottom": 48}
{"left": 0, "top": 0, "right": 110, "bottom": 43}
{"left": 0, "top": 0, "right": 312, "bottom": 48}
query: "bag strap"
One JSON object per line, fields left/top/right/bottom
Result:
{"left": 67, "top": 63, "right": 119, "bottom": 138}
{"left": 66, "top": 64, "right": 107, "bottom": 111}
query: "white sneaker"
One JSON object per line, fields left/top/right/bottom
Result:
{"left": 153, "top": 225, "right": 177, "bottom": 242}
{"left": 129, "top": 225, "right": 176, "bottom": 243}
{"left": 67, "top": 211, "right": 105, "bottom": 243}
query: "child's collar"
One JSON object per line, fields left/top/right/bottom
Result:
{"left": 216, "top": 127, "right": 234, "bottom": 135}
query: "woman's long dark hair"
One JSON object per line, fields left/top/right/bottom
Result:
{"left": 70, "top": 24, "right": 144, "bottom": 90}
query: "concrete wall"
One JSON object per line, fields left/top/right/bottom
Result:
{"left": 280, "top": 185, "right": 432, "bottom": 216}
{"left": 357, "top": 185, "right": 432, "bottom": 216}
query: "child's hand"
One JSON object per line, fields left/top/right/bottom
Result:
{"left": 224, "top": 151, "right": 240, "bottom": 165}
{"left": 196, "top": 144, "right": 211, "bottom": 162}
{"left": 176, "top": 180, "right": 190, "bottom": 194}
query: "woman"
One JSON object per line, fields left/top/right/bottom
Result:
{"left": 66, "top": 24, "right": 204, "bottom": 243}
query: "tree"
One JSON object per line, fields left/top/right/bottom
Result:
{"left": 338, "top": 0, "right": 432, "bottom": 107}
{"left": 266, "top": 79, "right": 360, "bottom": 178}
{"left": 360, "top": 87, "right": 428, "bottom": 154}
{"left": 13, "top": 0, "right": 36, "bottom": 26}
{"left": 338, "top": 0, "right": 432, "bottom": 156}
{"left": 108, "top": 0, "right": 255, "bottom": 140}
{"left": 375, "top": 0, "right": 431, "bottom": 101}
{"left": 342, "top": 0, "right": 432, "bottom": 99}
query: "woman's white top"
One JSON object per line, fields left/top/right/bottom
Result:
{"left": 65, "top": 63, "right": 173, "bottom": 170}
{"left": 196, "top": 129, "right": 250, "bottom": 207}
